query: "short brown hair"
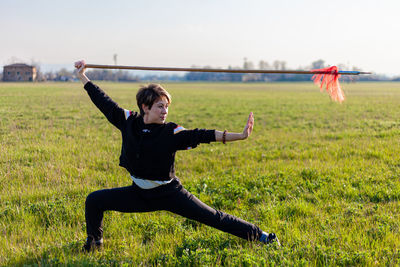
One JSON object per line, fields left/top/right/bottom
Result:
{"left": 136, "top": 84, "right": 171, "bottom": 116}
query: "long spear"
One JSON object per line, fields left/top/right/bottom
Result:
{"left": 77, "top": 61, "right": 371, "bottom": 102}
{"left": 84, "top": 63, "right": 371, "bottom": 75}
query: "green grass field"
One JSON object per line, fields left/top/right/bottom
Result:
{"left": 1, "top": 81, "right": 399, "bottom": 266}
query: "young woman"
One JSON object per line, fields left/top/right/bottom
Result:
{"left": 74, "top": 60, "right": 279, "bottom": 251}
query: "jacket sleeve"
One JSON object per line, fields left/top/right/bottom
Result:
{"left": 84, "top": 81, "right": 126, "bottom": 130}
{"left": 172, "top": 124, "right": 216, "bottom": 150}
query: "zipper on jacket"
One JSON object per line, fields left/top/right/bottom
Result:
{"left": 136, "top": 134, "right": 143, "bottom": 159}
{"left": 136, "top": 128, "right": 150, "bottom": 159}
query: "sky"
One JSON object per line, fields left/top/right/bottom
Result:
{"left": 1, "top": 0, "right": 399, "bottom": 76}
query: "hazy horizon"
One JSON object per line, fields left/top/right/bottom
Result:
{"left": 1, "top": 0, "right": 399, "bottom": 77}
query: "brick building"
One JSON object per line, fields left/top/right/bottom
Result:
{"left": 3, "top": 63, "right": 37, "bottom": 82}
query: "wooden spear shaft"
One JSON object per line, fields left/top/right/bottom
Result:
{"left": 85, "top": 64, "right": 371, "bottom": 75}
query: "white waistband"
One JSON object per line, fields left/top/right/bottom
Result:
{"left": 131, "top": 175, "right": 173, "bottom": 189}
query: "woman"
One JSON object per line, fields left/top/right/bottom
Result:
{"left": 74, "top": 60, "right": 279, "bottom": 252}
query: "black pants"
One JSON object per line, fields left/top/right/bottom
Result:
{"left": 85, "top": 178, "right": 262, "bottom": 242}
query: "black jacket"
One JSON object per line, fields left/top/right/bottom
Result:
{"left": 84, "top": 82, "right": 216, "bottom": 180}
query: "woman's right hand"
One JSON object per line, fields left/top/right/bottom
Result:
{"left": 74, "top": 60, "right": 86, "bottom": 75}
{"left": 74, "top": 60, "right": 90, "bottom": 85}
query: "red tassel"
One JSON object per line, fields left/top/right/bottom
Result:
{"left": 311, "top": 66, "right": 345, "bottom": 103}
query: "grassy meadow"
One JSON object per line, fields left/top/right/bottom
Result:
{"left": 1, "top": 81, "right": 400, "bottom": 266}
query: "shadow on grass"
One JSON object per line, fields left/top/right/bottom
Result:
{"left": 6, "top": 240, "right": 119, "bottom": 267}
{"left": 148, "top": 236, "right": 270, "bottom": 266}
{"left": 9, "top": 236, "right": 276, "bottom": 266}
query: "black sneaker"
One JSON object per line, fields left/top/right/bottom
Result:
{"left": 82, "top": 236, "right": 103, "bottom": 252}
{"left": 260, "top": 232, "right": 281, "bottom": 246}
{"left": 265, "top": 233, "right": 280, "bottom": 246}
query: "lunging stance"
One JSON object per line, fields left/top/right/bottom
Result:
{"left": 74, "top": 60, "right": 279, "bottom": 252}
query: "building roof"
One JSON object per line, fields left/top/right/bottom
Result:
{"left": 4, "top": 63, "right": 35, "bottom": 68}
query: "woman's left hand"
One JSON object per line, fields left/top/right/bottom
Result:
{"left": 242, "top": 112, "right": 254, "bottom": 139}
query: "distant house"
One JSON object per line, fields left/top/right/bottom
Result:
{"left": 3, "top": 63, "right": 37, "bottom": 82}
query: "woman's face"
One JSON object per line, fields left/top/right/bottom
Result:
{"left": 143, "top": 96, "right": 169, "bottom": 124}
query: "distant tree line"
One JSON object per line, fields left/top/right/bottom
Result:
{"left": 183, "top": 59, "right": 392, "bottom": 82}
{"left": 34, "top": 69, "right": 140, "bottom": 82}
{"left": 6, "top": 59, "right": 396, "bottom": 82}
